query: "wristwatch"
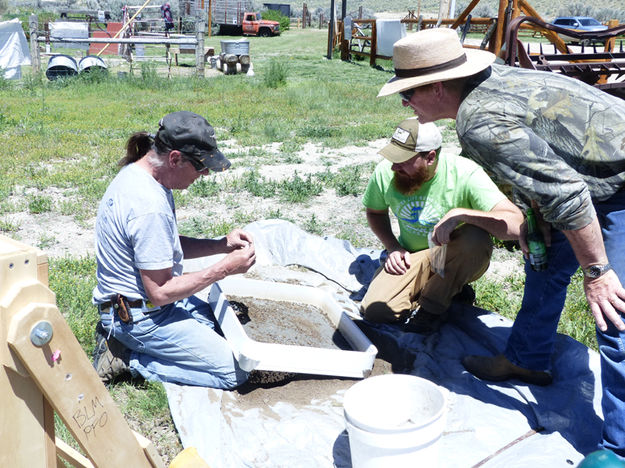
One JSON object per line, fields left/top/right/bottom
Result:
{"left": 583, "top": 263, "right": 613, "bottom": 279}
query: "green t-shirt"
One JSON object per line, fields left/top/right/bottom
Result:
{"left": 362, "top": 151, "right": 506, "bottom": 252}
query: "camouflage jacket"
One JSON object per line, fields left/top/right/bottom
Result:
{"left": 456, "top": 63, "right": 625, "bottom": 231}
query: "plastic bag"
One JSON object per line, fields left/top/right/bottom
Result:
{"left": 428, "top": 231, "right": 447, "bottom": 278}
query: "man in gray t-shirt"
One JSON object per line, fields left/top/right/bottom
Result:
{"left": 93, "top": 111, "right": 255, "bottom": 388}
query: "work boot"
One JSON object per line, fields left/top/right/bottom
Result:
{"left": 92, "top": 322, "right": 131, "bottom": 385}
{"left": 453, "top": 284, "right": 476, "bottom": 305}
{"left": 403, "top": 308, "right": 448, "bottom": 335}
{"left": 462, "top": 354, "right": 553, "bottom": 386}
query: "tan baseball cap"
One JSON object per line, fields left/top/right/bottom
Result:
{"left": 378, "top": 119, "right": 442, "bottom": 163}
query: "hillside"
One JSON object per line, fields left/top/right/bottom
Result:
{"left": 295, "top": 0, "right": 623, "bottom": 20}
{"left": 7, "top": 0, "right": 624, "bottom": 22}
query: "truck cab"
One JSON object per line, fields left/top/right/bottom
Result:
{"left": 242, "top": 12, "right": 280, "bottom": 37}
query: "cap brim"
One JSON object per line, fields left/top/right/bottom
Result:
{"left": 378, "top": 143, "right": 417, "bottom": 164}
{"left": 198, "top": 148, "right": 231, "bottom": 172}
{"left": 377, "top": 49, "right": 496, "bottom": 97}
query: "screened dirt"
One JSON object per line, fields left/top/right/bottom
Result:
{"left": 223, "top": 294, "right": 392, "bottom": 410}
{"left": 227, "top": 295, "right": 350, "bottom": 350}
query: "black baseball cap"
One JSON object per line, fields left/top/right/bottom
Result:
{"left": 157, "top": 111, "right": 231, "bottom": 172}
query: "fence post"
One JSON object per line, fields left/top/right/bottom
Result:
{"left": 302, "top": 3, "right": 307, "bottom": 29}
{"left": 29, "top": 14, "right": 40, "bottom": 74}
{"left": 195, "top": 15, "right": 205, "bottom": 76}
{"left": 369, "top": 20, "right": 377, "bottom": 67}
{"left": 340, "top": 19, "right": 349, "bottom": 61}
{"left": 327, "top": 0, "right": 335, "bottom": 59}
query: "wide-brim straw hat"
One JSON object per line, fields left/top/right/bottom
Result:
{"left": 378, "top": 28, "right": 496, "bottom": 97}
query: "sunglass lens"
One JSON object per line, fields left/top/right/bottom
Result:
{"left": 400, "top": 89, "right": 414, "bottom": 101}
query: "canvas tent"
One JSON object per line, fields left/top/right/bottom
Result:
{"left": 0, "top": 18, "right": 31, "bottom": 79}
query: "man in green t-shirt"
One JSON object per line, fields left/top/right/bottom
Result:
{"left": 361, "top": 118, "right": 523, "bottom": 333}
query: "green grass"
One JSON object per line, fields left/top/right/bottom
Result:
{"left": 48, "top": 256, "right": 99, "bottom": 355}
{"left": 0, "top": 29, "right": 400, "bottom": 226}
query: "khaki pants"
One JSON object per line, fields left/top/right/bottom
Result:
{"left": 361, "top": 224, "right": 493, "bottom": 323}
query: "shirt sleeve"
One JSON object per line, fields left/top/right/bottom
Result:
{"left": 463, "top": 164, "right": 506, "bottom": 213}
{"left": 362, "top": 164, "right": 390, "bottom": 211}
{"left": 127, "top": 212, "right": 177, "bottom": 271}
{"left": 459, "top": 117, "right": 595, "bottom": 231}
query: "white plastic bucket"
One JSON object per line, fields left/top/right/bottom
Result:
{"left": 343, "top": 374, "right": 447, "bottom": 468}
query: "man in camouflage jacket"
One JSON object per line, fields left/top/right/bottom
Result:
{"left": 378, "top": 27, "right": 625, "bottom": 457}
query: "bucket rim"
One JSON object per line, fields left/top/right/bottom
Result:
{"left": 343, "top": 374, "right": 447, "bottom": 433}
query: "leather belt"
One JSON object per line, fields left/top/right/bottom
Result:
{"left": 98, "top": 295, "right": 153, "bottom": 324}
{"left": 99, "top": 298, "right": 143, "bottom": 310}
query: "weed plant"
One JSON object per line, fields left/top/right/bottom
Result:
{"left": 279, "top": 172, "right": 322, "bottom": 202}
{"left": 179, "top": 217, "right": 235, "bottom": 238}
{"left": 189, "top": 176, "right": 221, "bottom": 198}
{"left": 263, "top": 57, "right": 289, "bottom": 88}
{"left": 317, "top": 163, "right": 374, "bottom": 196}
{"left": 28, "top": 194, "right": 52, "bottom": 213}
{"left": 261, "top": 9, "right": 290, "bottom": 31}
{"left": 0, "top": 217, "right": 18, "bottom": 232}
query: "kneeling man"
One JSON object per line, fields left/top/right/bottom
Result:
{"left": 361, "top": 118, "right": 522, "bottom": 333}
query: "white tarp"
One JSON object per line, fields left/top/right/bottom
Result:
{"left": 0, "top": 19, "right": 31, "bottom": 80}
{"left": 168, "top": 220, "right": 604, "bottom": 467}
{"left": 375, "top": 19, "right": 406, "bottom": 57}
{"left": 49, "top": 21, "right": 88, "bottom": 50}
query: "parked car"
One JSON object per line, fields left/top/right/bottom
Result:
{"left": 551, "top": 16, "right": 608, "bottom": 44}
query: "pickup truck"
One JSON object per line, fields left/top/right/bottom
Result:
{"left": 211, "top": 0, "right": 280, "bottom": 37}
{"left": 242, "top": 12, "right": 280, "bottom": 37}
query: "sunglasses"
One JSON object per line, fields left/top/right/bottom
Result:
{"left": 399, "top": 88, "right": 416, "bottom": 102}
{"left": 184, "top": 155, "right": 208, "bottom": 172}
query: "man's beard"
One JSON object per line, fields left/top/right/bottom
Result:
{"left": 393, "top": 165, "right": 429, "bottom": 195}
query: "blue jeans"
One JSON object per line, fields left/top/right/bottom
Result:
{"left": 504, "top": 190, "right": 625, "bottom": 456}
{"left": 100, "top": 294, "right": 249, "bottom": 389}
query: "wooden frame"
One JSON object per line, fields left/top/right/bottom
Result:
{"left": 332, "top": 0, "right": 570, "bottom": 67}
{"left": 0, "top": 235, "right": 164, "bottom": 468}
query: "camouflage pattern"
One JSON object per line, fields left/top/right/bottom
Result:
{"left": 456, "top": 63, "right": 625, "bottom": 231}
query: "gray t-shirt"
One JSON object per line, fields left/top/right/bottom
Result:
{"left": 92, "top": 163, "right": 183, "bottom": 304}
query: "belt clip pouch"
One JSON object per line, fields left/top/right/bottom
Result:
{"left": 428, "top": 231, "right": 447, "bottom": 278}
{"left": 115, "top": 294, "right": 133, "bottom": 324}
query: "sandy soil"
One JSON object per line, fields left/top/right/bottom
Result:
{"left": 8, "top": 138, "right": 388, "bottom": 258}
{"left": 228, "top": 295, "right": 350, "bottom": 349}
{"left": 224, "top": 291, "right": 386, "bottom": 410}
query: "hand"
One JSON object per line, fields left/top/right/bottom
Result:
{"left": 431, "top": 209, "right": 463, "bottom": 245}
{"left": 584, "top": 270, "right": 625, "bottom": 332}
{"left": 225, "top": 229, "right": 254, "bottom": 251}
{"left": 384, "top": 249, "right": 411, "bottom": 275}
{"left": 518, "top": 213, "right": 552, "bottom": 259}
{"left": 222, "top": 243, "right": 256, "bottom": 276}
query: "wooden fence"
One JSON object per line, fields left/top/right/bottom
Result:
{"left": 337, "top": 17, "right": 540, "bottom": 67}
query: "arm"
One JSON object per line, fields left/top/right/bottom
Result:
{"left": 563, "top": 219, "right": 625, "bottom": 332}
{"left": 458, "top": 115, "right": 595, "bottom": 232}
{"left": 180, "top": 228, "right": 253, "bottom": 259}
{"left": 366, "top": 208, "right": 411, "bottom": 275}
{"left": 141, "top": 231, "right": 256, "bottom": 306}
{"left": 430, "top": 198, "right": 523, "bottom": 245}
